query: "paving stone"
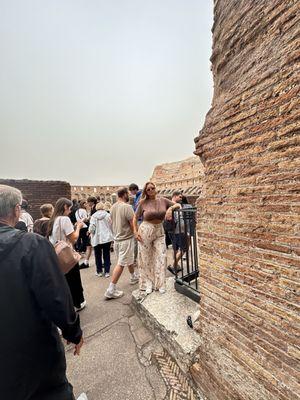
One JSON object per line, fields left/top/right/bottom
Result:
{"left": 128, "top": 314, "right": 144, "bottom": 331}
{"left": 65, "top": 254, "right": 167, "bottom": 400}
{"left": 131, "top": 326, "right": 154, "bottom": 347}
{"left": 132, "top": 277, "right": 202, "bottom": 372}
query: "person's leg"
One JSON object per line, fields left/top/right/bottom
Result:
{"left": 94, "top": 244, "right": 103, "bottom": 274}
{"left": 111, "top": 264, "right": 123, "bottom": 284}
{"left": 102, "top": 242, "right": 111, "bottom": 274}
{"left": 138, "top": 223, "right": 154, "bottom": 292}
{"left": 128, "top": 264, "right": 134, "bottom": 274}
{"left": 153, "top": 226, "right": 167, "bottom": 292}
{"left": 76, "top": 229, "right": 83, "bottom": 253}
{"left": 133, "top": 237, "right": 138, "bottom": 265}
{"left": 174, "top": 233, "right": 188, "bottom": 271}
{"left": 85, "top": 245, "right": 92, "bottom": 262}
{"left": 104, "top": 241, "right": 124, "bottom": 299}
{"left": 80, "top": 228, "right": 88, "bottom": 254}
{"left": 80, "top": 229, "right": 90, "bottom": 267}
{"left": 167, "top": 234, "right": 183, "bottom": 274}
{"left": 174, "top": 248, "right": 182, "bottom": 268}
{"left": 124, "top": 237, "right": 138, "bottom": 284}
{"left": 104, "top": 264, "right": 124, "bottom": 299}
{"left": 65, "top": 264, "right": 85, "bottom": 308}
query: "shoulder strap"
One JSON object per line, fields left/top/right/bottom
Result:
{"left": 58, "top": 216, "right": 63, "bottom": 241}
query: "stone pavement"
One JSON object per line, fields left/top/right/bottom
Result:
{"left": 65, "top": 253, "right": 168, "bottom": 400}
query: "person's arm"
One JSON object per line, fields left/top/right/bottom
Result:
{"left": 67, "top": 220, "right": 84, "bottom": 244}
{"left": 133, "top": 203, "right": 144, "bottom": 242}
{"left": 165, "top": 199, "right": 181, "bottom": 220}
{"left": 88, "top": 215, "right": 96, "bottom": 234}
{"left": 28, "top": 214, "right": 34, "bottom": 233}
{"left": 24, "top": 236, "right": 83, "bottom": 352}
{"left": 82, "top": 209, "right": 89, "bottom": 223}
{"left": 133, "top": 214, "right": 143, "bottom": 243}
{"left": 106, "top": 214, "right": 112, "bottom": 226}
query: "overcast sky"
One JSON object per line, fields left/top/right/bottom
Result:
{"left": 0, "top": 0, "right": 213, "bottom": 186}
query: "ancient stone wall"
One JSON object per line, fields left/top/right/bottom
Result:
{"left": 151, "top": 156, "right": 204, "bottom": 196}
{"left": 71, "top": 185, "right": 122, "bottom": 204}
{"left": 0, "top": 179, "right": 71, "bottom": 220}
{"left": 193, "top": 1, "right": 300, "bottom": 399}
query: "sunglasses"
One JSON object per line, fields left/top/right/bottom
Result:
{"left": 146, "top": 187, "right": 156, "bottom": 192}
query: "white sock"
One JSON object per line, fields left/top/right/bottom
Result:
{"left": 108, "top": 282, "right": 116, "bottom": 292}
{"left": 131, "top": 272, "right": 135, "bottom": 278}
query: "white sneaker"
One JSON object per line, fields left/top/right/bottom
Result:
{"left": 95, "top": 272, "right": 103, "bottom": 277}
{"left": 77, "top": 393, "right": 88, "bottom": 400}
{"left": 145, "top": 287, "right": 152, "bottom": 295}
{"left": 130, "top": 276, "right": 139, "bottom": 285}
{"left": 159, "top": 288, "right": 166, "bottom": 294}
{"left": 104, "top": 288, "right": 124, "bottom": 299}
{"left": 105, "top": 273, "right": 110, "bottom": 278}
{"left": 75, "top": 300, "right": 87, "bottom": 312}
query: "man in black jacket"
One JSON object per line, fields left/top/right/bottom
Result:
{"left": 0, "top": 185, "right": 83, "bottom": 400}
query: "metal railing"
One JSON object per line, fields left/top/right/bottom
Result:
{"left": 167, "top": 207, "right": 200, "bottom": 303}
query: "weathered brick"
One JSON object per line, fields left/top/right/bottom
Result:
{"left": 192, "top": 1, "right": 300, "bottom": 399}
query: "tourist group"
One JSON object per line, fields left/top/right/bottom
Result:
{"left": 0, "top": 182, "right": 192, "bottom": 399}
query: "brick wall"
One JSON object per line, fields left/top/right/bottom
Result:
{"left": 192, "top": 1, "right": 300, "bottom": 399}
{"left": 151, "top": 156, "right": 204, "bottom": 195}
{"left": 0, "top": 179, "right": 71, "bottom": 220}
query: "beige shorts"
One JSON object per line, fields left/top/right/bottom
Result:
{"left": 114, "top": 237, "right": 135, "bottom": 267}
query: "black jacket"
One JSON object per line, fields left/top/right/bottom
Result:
{"left": 0, "top": 224, "right": 81, "bottom": 400}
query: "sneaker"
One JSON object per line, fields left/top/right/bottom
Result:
{"left": 167, "top": 265, "right": 182, "bottom": 275}
{"left": 130, "top": 276, "right": 139, "bottom": 285}
{"left": 105, "top": 289, "right": 124, "bottom": 299}
{"left": 75, "top": 300, "right": 87, "bottom": 312}
{"left": 105, "top": 273, "right": 110, "bottom": 278}
{"left": 159, "top": 288, "right": 166, "bottom": 294}
{"left": 77, "top": 393, "right": 88, "bottom": 400}
{"left": 80, "top": 260, "right": 89, "bottom": 270}
{"left": 95, "top": 272, "right": 103, "bottom": 277}
{"left": 145, "top": 287, "right": 152, "bottom": 295}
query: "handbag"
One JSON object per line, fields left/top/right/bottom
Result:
{"left": 54, "top": 217, "right": 81, "bottom": 274}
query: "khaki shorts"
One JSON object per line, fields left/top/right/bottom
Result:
{"left": 114, "top": 237, "right": 135, "bottom": 267}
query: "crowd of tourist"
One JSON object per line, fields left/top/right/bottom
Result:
{"left": 0, "top": 181, "right": 193, "bottom": 399}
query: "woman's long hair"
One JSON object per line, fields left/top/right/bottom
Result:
{"left": 140, "top": 181, "right": 156, "bottom": 203}
{"left": 47, "top": 197, "right": 72, "bottom": 237}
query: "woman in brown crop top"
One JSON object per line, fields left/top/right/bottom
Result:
{"left": 133, "top": 182, "right": 180, "bottom": 294}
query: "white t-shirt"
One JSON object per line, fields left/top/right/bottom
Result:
{"left": 49, "top": 216, "right": 74, "bottom": 245}
{"left": 75, "top": 208, "right": 88, "bottom": 228}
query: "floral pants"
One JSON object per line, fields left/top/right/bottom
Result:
{"left": 138, "top": 221, "right": 167, "bottom": 291}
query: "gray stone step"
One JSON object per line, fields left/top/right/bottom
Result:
{"left": 131, "top": 277, "right": 202, "bottom": 374}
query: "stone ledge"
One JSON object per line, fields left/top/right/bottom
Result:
{"left": 131, "top": 277, "right": 202, "bottom": 373}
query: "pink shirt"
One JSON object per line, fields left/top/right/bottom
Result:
{"left": 135, "top": 197, "right": 174, "bottom": 222}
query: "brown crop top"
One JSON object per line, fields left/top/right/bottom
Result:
{"left": 135, "top": 197, "right": 174, "bottom": 222}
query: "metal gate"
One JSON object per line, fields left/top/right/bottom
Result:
{"left": 169, "top": 207, "right": 200, "bottom": 303}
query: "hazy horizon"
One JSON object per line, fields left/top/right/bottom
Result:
{"left": 0, "top": 1, "right": 213, "bottom": 186}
